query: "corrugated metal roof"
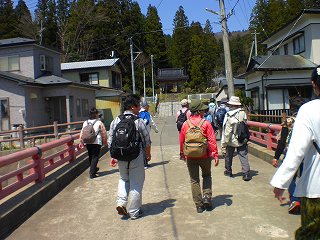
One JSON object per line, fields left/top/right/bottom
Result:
{"left": 0, "top": 38, "right": 35, "bottom": 47}
{"left": 61, "top": 58, "right": 120, "bottom": 70}
{"left": 251, "top": 55, "right": 317, "bottom": 70}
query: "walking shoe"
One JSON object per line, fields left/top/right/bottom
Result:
{"left": 116, "top": 206, "right": 128, "bottom": 216}
{"left": 242, "top": 173, "right": 252, "bottom": 181}
{"left": 131, "top": 210, "right": 143, "bottom": 220}
{"left": 95, "top": 167, "right": 100, "bottom": 173}
{"left": 196, "top": 206, "right": 205, "bottom": 213}
{"left": 203, "top": 196, "right": 213, "bottom": 211}
{"left": 224, "top": 170, "right": 233, "bottom": 177}
{"left": 89, "top": 173, "right": 99, "bottom": 179}
{"left": 288, "top": 201, "right": 301, "bottom": 214}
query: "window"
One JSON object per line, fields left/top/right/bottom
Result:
{"left": 76, "top": 99, "right": 81, "bottom": 117}
{"left": 284, "top": 44, "right": 288, "bottom": 55}
{"left": 81, "top": 99, "right": 89, "bottom": 117}
{"left": 112, "top": 71, "right": 121, "bottom": 89}
{"left": 0, "top": 98, "right": 9, "bottom": 118}
{"left": 40, "top": 55, "right": 53, "bottom": 72}
{"left": 293, "top": 35, "right": 305, "bottom": 54}
{"left": 0, "top": 56, "right": 20, "bottom": 71}
{"left": 80, "top": 72, "right": 99, "bottom": 85}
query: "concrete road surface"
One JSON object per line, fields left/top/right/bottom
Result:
{"left": 6, "top": 116, "right": 300, "bottom": 240}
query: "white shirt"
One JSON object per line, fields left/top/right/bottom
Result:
{"left": 270, "top": 99, "right": 320, "bottom": 198}
{"left": 82, "top": 119, "right": 103, "bottom": 145}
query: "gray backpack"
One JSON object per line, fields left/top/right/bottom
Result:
{"left": 82, "top": 119, "right": 99, "bottom": 144}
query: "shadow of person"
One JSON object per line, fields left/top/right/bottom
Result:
{"left": 212, "top": 194, "right": 233, "bottom": 209}
{"left": 97, "top": 168, "right": 119, "bottom": 177}
{"left": 232, "top": 170, "right": 259, "bottom": 178}
{"left": 142, "top": 199, "right": 176, "bottom": 217}
{"left": 148, "top": 160, "right": 169, "bottom": 168}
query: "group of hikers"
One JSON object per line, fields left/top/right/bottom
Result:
{"left": 78, "top": 66, "right": 320, "bottom": 239}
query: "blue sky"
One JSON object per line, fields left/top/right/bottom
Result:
{"left": 20, "top": 0, "right": 257, "bottom": 35}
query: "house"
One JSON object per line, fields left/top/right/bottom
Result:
{"left": 215, "top": 77, "right": 245, "bottom": 102}
{"left": 240, "top": 9, "right": 319, "bottom": 113}
{"left": 156, "top": 68, "right": 189, "bottom": 93}
{"left": 61, "top": 59, "right": 126, "bottom": 128}
{"left": 0, "top": 38, "right": 98, "bottom": 131}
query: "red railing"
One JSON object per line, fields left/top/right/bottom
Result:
{"left": 0, "top": 133, "right": 85, "bottom": 201}
{"left": 247, "top": 121, "right": 282, "bottom": 150}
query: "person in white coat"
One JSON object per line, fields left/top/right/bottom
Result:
{"left": 271, "top": 66, "right": 320, "bottom": 239}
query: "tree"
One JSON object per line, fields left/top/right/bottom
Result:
{"left": 0, "top": 0, "right": 18, "bottom": 38}
{"left": 15, "top": 0, "right": 37, "bottom": 39}
{"left": 56, "top": 0, "right": 70, "bottom": 57}
{"left": 170, "top": 6, "right": 190, "bottom": 71}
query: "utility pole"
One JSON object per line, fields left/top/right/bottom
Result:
{"left": 219, "top": 0, "right": 234, "bottom": 97}
{"left": 39, "top": 20, "right": 45, "bottom": 45}
{"left": 151, "top": 55, "right": 155, "bottom": 102}
{"left": 251, "top": 30, "right": 260, "bottom": 56}
{"left": 143, "top": 65, "right": 146, "bottom": 99}
{"left": 130, "top": 37, "right": 136, "bottom": 94}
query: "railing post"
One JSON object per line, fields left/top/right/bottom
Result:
{"left": 18, "top": 125, "right": 24, "bottom": 149}
{"left": 31, "top": 147, "right": 45, "bottom": 183}
{"left": 266, "top": 128, "right": 274, "bottom": 150}
{"left": 67, "top": 137, "right": 76, "bottom": 163}
{"left": 53, "top": 121, "right": 59, "bottom": 139}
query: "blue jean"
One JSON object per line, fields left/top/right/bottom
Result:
{"left": 288, "top": 176, "right": 300, "bottom": 202}
{"left": 117, "top": 149, "right": 145, "bottom": 217}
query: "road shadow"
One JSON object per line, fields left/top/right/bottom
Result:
{"left": 142, "top": 198, "right": 176, "bottom": 217}
{"left": 97, "top": 168, "right": 119, "bottom": 177}
{"left": 212, "top": 194, "right": 233, "bottom": 209}
{"left": 232, "top": 170, "right": 259, "bottom": 179}
{"left": 148, "top": 160, "right": 169, "bottom": 168}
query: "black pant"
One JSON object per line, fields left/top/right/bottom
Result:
{"left": 86, "top": 144, "right": 101, "bottom": 176}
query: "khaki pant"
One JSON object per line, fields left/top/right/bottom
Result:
{"left": 186, "top": 158, "right": 212, "bottom": 207}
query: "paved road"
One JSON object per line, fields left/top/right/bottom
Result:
{"left": 6, "top": 116, "right": 300, "bottom": 240}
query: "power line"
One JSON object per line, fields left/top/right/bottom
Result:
{"left": 156, "top": 0, "right": 164, "bottom": 9}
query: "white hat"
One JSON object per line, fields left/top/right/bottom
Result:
{"left": 227, "top": 96, "right": 242, "bottom": 106}
{"left": 180, "top": 99, "right": 191, "bottom": 106}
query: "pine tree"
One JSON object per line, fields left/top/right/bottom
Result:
{"left": 0, "top": 0, "right": 18, "bottom": 38}
{"left": 15, "top": 0, "right": 36, "bottom": 39}
{"left": 170, "top": 6, "right": 190, "bottom": 72}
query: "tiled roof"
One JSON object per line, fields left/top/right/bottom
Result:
{"left": 61, "top": 58, "right": 120, "bottom": 70}
{"left": 35, "top": 75, "right": 72, "bottom": 84}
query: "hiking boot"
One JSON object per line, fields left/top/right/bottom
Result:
{"left": 203, "top": 196, "right": 213, "bottom": 211}
{"left": 116, "top": 206, "right": 128, "bottom": 216}
{"left": 196, "top": 206, "right": 205, "bottom": 213}
{"left": 131, "top": 210, "right": 143, "bottom": 220}
{"left": 224, "top": 170, "right": 233, "bottom": 178}
{"left": 288, "top": 201, "right": 301, "bottom": 214}
{"left": 243, "top": 173, "right": 252, "bottom": 181}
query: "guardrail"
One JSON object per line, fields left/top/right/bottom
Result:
{"left": 247, "top": 120, "right": 282, "bottom": 150}
{"left": 0, "top": 121, "right": 83, "bottom": 150}
{"left": 0, "top": 133, "right": 85, "bottom": 201}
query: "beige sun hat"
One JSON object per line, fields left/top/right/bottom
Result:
{"left": 181, "top": 99, "right": 191, "bottom": 106}
{"left": 227, "top": 96, "right": 242, "bottom": 106}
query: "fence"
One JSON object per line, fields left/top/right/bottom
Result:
{"left": 187, "top": 93, "right": 215, "bottom": 101}
{"left": 252, "top": 109, "right": 291, "bottom": 124}
{"left": 0, "top": 121, "right": 83, "bottom": 151}
{"left": 0, "top": 133, "right": 85, "bottom": 201}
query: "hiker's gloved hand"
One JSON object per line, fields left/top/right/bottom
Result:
{"left": 110, "top": 158, "right": 118, "bottom": 167}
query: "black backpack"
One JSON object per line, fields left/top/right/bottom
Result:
{"left": 176, "top": 110, "right": 187, "bottom": 131}
{"left": 236, "top": 121, "right": 250, "bottom": 144}
{"left": 110, "top": 114, "right": 140, "bottom": 161}
{"left": 215, "top": 108, "right": 227, "bottom": 126}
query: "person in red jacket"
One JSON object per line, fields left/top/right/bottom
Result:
{"left": 179, "top": 99, "right": 219, "bottom": 213}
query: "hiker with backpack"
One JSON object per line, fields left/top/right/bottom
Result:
{"left": 80, "top": 108, "right": 108, "bottom": 179}
{"left": 214, "top": 98, "right": 229, "bottom": 140}
{"left": 271, "top": 66, "right": 320, "bottom": 239}
{"left": 221, "top": 96, "right": 251, "bottom": 181}
{"left": 179, "top": 99, "right": 219, "bottom": 213}
{"left": 176, "top": 99, "right": 191, "bottom": 133}
{"left": 108, "top": 94, "right": 151, "bottom": 220}
{"left": 139, "top": 100, "right": 158, "bottom": 169}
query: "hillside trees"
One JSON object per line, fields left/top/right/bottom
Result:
{"left": 0, "top": 0, "right": 18, "bottom": 38}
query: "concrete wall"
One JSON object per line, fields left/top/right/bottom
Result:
{"left": 158, "top": 102, "right": 180, "bottom": 117}
{"left": 96, "top": 96, "right": 121, "bottom": 129}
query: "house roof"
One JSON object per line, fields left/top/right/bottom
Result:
{"left": 261, "top": 9, "right": 320, "bottom": 44}
{"left": 0, "top": 38, "right": 36, "bottom": 48}
{"left": 61, "top": 58, "right": 122, "bottom": 70}
{"left": 0, "top": 71, "right": 100, "bottom": 90}
{"left": 240, "top": 55, "right": 317, "bottom": 78}
{"left": 218, "top": 78, "right": 245, "bottom": 87}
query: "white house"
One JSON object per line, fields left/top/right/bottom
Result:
{"left": 240, "top": 9, "right": 320, "bottom": 114}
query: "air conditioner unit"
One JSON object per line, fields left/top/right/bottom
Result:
{"left": 40, "top": 55, "right": 46, "bottom": 71}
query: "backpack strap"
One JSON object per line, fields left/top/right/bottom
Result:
{"left": 313, "top": 141, "right": 320, "bottom": 154}
{"left": 186, "top": 119, "right": 194, "bottom": 128}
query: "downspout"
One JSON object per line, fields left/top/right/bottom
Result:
{"left": 261, "top": 71, "right": 268, "bottom": 110}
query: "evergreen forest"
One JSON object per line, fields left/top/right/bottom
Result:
{"left": 0, "top": 0, "right": 320, "bottom": 95}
